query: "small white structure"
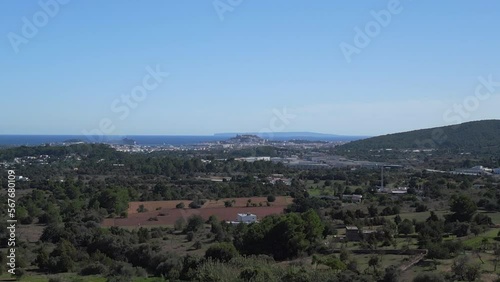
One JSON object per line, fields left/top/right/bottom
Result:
{"left": 454, "top": 166, "right": 491, "bottom": 175}
{"left": 15, "top": 176, "right": 30, "bottom": 182}
{"left": 237, "top": 157, "right": 271, "bottom": 162}
{"left": 342, "top": 194, "right": 363, "bottom": 203}
{"left": 237, "top": 213, "right": 257, "bottom": 223}
{"left": 227, "top": 213, "right": 257, "bottom": 224}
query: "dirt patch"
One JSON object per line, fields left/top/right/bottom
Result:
{"left": 127, "top": 196, "right": 292, "bottom": 214}
{"left": 104, "top": 197, "right": 292, "bottom": 227}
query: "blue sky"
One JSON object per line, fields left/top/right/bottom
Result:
{"left": 1, "top": 0, "right": 499, "bottom": 136}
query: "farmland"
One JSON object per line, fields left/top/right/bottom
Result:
{"left": 102, "top": 196, "right": 293, "bottom": 227}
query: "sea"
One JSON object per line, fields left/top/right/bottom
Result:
{"left": 0, "top": 135, "right": 228, "bottom": 147}
{"left": 0, "top": 134, "right": 363, "bottom": 147}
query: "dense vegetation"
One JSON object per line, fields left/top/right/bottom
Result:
{"left": 337, "top": 120, "right": 500, "bottom": 164}
{"left": 1, "top": 141, "right": 500, "bottom": 281}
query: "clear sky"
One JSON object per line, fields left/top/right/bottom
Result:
{"left": 1, "top": 0, "right": 499, "bottom": 136}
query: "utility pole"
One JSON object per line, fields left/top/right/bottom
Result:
{"left": 381, "top": 165, "right": 384, "bottom": 192}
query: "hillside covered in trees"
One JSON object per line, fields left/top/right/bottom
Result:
{"left": 337, "top": 120, "right": 500, "bottom": 155}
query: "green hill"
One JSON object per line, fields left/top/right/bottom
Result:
{"left": 337, "top": 120, "right": 500, "bottom": 155}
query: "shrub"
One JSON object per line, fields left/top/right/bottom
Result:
{"left": 205, "top": 243, "right": 239, "bottom": 262}
{"left": 267, "top": 195, "right": 276, "bottom": 202}
{"left": 48, "top": 276, "right": 64, "bottom": 282}
{"left": 413, "top": 272, "right": 445, "bottom": 282}
{"left": 80, "top": 263, "right": 108, "bottom": 276}
{"left": 189, "top": 201, "right": 202, "bottom": 209}
{"left": 176, "top": 202, "right": 185, "bottom": 209}
{"left": 14, "top": 268, "right": 26, "bottom": 278}
{"left": 185, "top": 215, "right": 204, "bottom": 233}
{"left": 239, "top": 267, "right": 274, "bottom": 281}
{"left": 415, "top": 203, "right": 428, "bottom": 212}
{"left": 193, "top": 241, "right": 202, "bottom": 250}
{"left": 137, "top": 205, "right": 147, "bottom": 213}
{"left": 174, "top": 217, "right": 186, "bottom": 231}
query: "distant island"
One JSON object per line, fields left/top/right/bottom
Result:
{"left": 214, "top": 132, "right": 368, "bottom": 142}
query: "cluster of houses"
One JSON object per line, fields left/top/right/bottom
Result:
{"left": 0, "top": 155, "right": 51, "bottom": 167}
{"left": 378, "top": 186, "right": 409, "bottom": 195}
{"left": 267, "top": 174, "right": 292, "bottom": 185}
{"left": 453, "top": 166, "right": 500, "bottom": 176}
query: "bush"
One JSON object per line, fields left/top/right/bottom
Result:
{"left": 80, "top": 263, "right": 108, "bottom": 276}
{"left": 48, "top": 276, "right": 64, "bottom": 282}
{"left": 137, "top": 205, "right": 147, "bottom": 213}
{"left": 193, "top": 241, "right": 202, "bottom": 250}
{"left": 413, "top": 272, "right": 445, "bottom": 282}
{"left": 185, "top": 215, "right": 205, "bottom": 233}
{"left": 176, "top": 202, "right": 185, "bottom": 209}
{"left": 239, "top": 267, "right": 274, "bottom": 281}
{"left": 14, "top": 268, "right": 26, "bottom": 278}
{"left": 205, "top": 243, "right": 239, "bottom": 262}
{"left": 186, "top": 231, "right": 194, "bottom": 242}
{"left": 267, "top": 195, "right": 276, "bottom": 202}
{"left": 189, "top": 199, "right": 205, "bottom": 209}
{"left": 415, "top": 203, "right": 428, "bottom": 212}
{"left": 174, "top": 217, "right": 186, "bottom": 231}
{"left": 451, "top": 256, "right": 481, "bottom": 281}
{"left": 107, "top": 262, "right": 137, "bottom": 282}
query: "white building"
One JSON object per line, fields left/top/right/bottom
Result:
{"left": 237, "top": 213, "right": 257, "bottom": 223}
{"left": 238, "top": 157, "right": 271, "bottom": 162}
{"left": 454, "top": 166, "right": 491, "bottom": 175}
{"left": 15, "top": 176, "right": 30, "bottom": 182}
{"left": 227, "top": 213, "right": 257, "bottom": 224}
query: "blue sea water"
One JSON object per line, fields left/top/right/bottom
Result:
{"left": 0, "top": 135, "right": 227, "bottom": 146}
{"left": 0, "top": 133, "right": 364, "bottom": 147}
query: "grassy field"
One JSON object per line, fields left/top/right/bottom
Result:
{"left": 401, "top": 252, "right": 500, "bottom": 282}
{"left": 384, "top": 210, "right": 451, "bottom": 223}
{"left": 305, "top": 180, "right": 363, "bottom": 197}
{"left": 0, "top": 274, "right": 169, "bottom": 282}
{"left": 356, "top": 254, "right": 410, "bottom": 270}
{"left": 483, "top": 212, "right": 500, "bottom": 225}
{"left": 463, "top": 228, "right": 500, "bottom": 249}
{"left": 0, "top": 274, "right": 106, "bottom": 282}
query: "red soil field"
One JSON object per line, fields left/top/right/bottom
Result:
{"left": 103, "top": 196, "right": 292, "bottom": 227}
{"left": 127, "top": 196, "right": 292, "bottom": 214}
